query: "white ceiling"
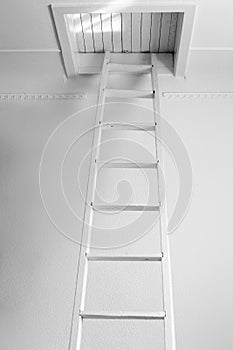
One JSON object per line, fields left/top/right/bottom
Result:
{"left": 0, "top": 0, "right": 233, "bottom": 51}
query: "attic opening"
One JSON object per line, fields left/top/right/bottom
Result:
{"left": 52, "top": 3, "right": 195, "bottom": 77}
{"left": 67, "top": 12, "right": 179, "bottom": 54}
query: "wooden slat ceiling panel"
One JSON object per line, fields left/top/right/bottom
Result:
{"left": 70, "top": 12, "right": 178, "bottom": 53}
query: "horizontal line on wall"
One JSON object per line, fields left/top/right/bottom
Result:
{"left": 1, "top": 48, "right": 232, "bottom": 53}
{"left": 1, "top": 92, "right": 232, "bottom": 101}
{"left": 162, "top": 92, "right": 233, "bottom": 99}
{"left": 0, "top": 93, "right": 87, "bottom": 101}
{"left": 0, "top": 49, "right": 61, "bottom": 53}
{"left": 190, "top": 47, "right": 233, "bottom": 51}
{"left": 0, "top": 47, "right": 232, "bottom": 58}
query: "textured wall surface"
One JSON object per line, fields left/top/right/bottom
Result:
{"left": 161, "top": 97, "right": 233, "bottom": 350}
{"left": 0, "top": 49, "right": 232, "bottom": 349}
{"left": 0, "top": 69, "right": 98, "bottom": 349}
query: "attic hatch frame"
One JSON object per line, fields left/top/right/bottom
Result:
{"left": 51, "top": 2, "right": 195, "bottom": 77}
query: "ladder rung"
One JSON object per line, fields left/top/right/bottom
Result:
{"left": 95, "top": 160, "right": 159, "bottom": 169}
{"left": 92, "top": 205, "right": 160, "bottom": 212}
{"left": 105, "top": 88, "right": 154, "bottom": 99}
{"left": 101, "top": 122, "right": 156, "bottom": 131}
{"left": 86, "top": 254, "right": 163, "bottom": 262}
{"left": 109, "top": 63, "right": 151, "bottom": 73}
{"left": 79, "top": 311, "right": 166, "bottom": 320}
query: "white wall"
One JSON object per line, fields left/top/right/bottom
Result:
{"left": 1, "top": 0, "right": 233, "bottom": 347}
{"left": 0, "top": 51, "right": 232, "bottom": 350}
{"left": 162, "top": 97, "right": 233, "bottom": 350}
{"left": 0, "top": 101, "right": 96, "bottom": 350}
{"left": 0, "top": 53, "right": 99, "bottom": 349}
{"left": 159, "top": 56, "right": 233, "bottom": 350}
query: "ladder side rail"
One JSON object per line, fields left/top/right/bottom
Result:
{"left": 69, "top": 51, "right": 111, "bottom": 350}
{"left": 151, "top": 53, "right": 176, "bottom": 350}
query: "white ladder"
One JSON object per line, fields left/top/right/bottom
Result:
{"left": 69, "top": 52, "right": 176, "bottom": 350}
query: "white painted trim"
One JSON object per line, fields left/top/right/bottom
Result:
{"left": 51, "top": 2, "right": 196, "bottom": 13}
{"left": 173, "top": 5, "right": 196, "bottom": 76}
{"left": 0, "top": 93, "right": 86, "bottom": 101}
{"left": 1, "top": 47, "right": 232, "bottom": 54}
{"left": 2, "top": 92, "right": 231, "bottom": 102}
{"left": 51, "top": 5, "right": 77, "bottom": 77}
{"left": 0, "top": 49, "right": 61, "bottom": 53}
{"left": 162, "top": 92, "right": 233, "bottom": 99}
{"left": 190, "top": 47, "right": 233, "bottom": 51}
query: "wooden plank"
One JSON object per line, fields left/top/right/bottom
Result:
{"left": 141, "top": 12, "right": 151, "bottom": 52}
{"left": 132, "top": 12, "right": 141, "bottom": 52}
{"left": 91, "top": 13, "right": 104, "bottom": 52}
{"left": 174, "top": 7, "right": 196, "bottom": 76}
{"left": 93, "top": 205, "right": 160, "bottom": 212}
{"left": 72, "top": 14, "right": 85, "bottom": 52}
{"left": 159, "top": 12, "right": 172, "bottom": 52}
{"left": 101, "top": 122, "right": 156, "bottom": 131}
{"left": 151, "top": 54, "right": 176, "bottom": 350}
{"left": 111, "top": 13, "right": 122, "bottom": 52}
{"left": 105, "top": 88, "right": 153, "bottom": 99}
{"left": 95, "top": 160, "right": 159, "bottom": 168}
{"left": 71, "top": 52, "right": 111, "bottom": 350}
{"left": 80, "top": 311, "right": 166, "bottom": 320}
{"left": 150, "top": 13, "right": 161, "bottom": 52}
{"left": 168, "top": 13, "right": 178, "bottom": 52}
{"left": 52, "top": 3, "right": 194, "bottom": 14}
{"left": 80, "top": 13, "right": 94, "bottom": 52}
{"left": 101, "top": 13, "right": 112, "bottom": 51}
{"left": 109, "top": 62, "right": 151, "bottom": 73}
{"left": 122, "top": 12, "right": 132, "bottom": 52}
{"left": 86, "top": 254, "right": 163, "bottom": 262}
